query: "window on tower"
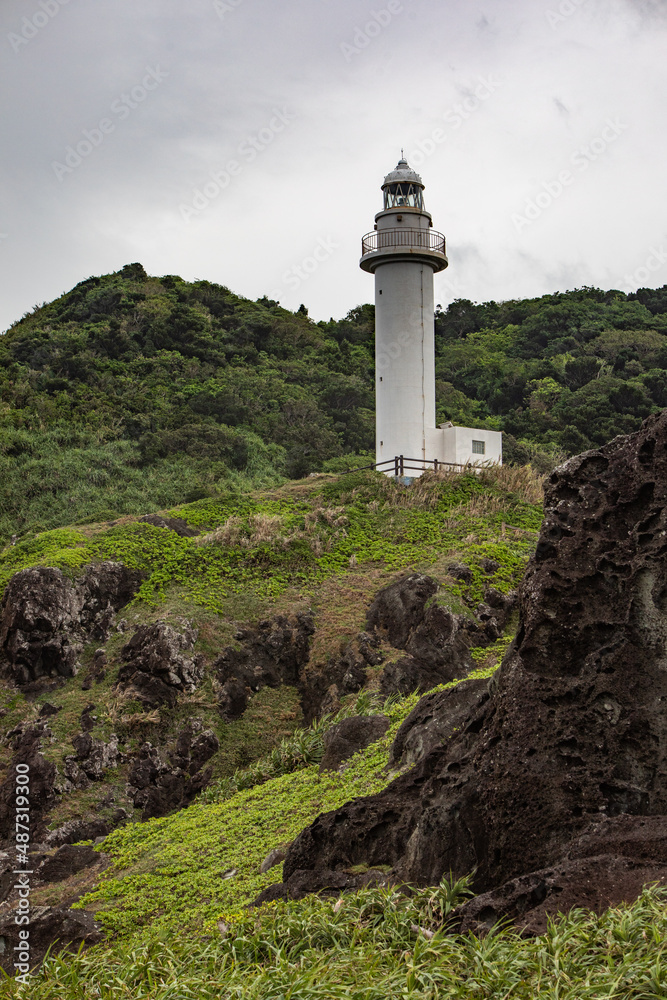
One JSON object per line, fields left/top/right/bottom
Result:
{"left": 384, "top": 183, "right": 424, "bottom": 210}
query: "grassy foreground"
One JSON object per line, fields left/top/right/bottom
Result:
{"left": 3, "top": 466, "right": 666, "bottom": 997}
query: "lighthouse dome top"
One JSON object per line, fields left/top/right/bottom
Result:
{"left": 382, "top": 157, "right": 424, "bottom": 188}
{"left": 381, "top": 156, "right": 425, "bottom": 211}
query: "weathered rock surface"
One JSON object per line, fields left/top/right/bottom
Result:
{"left": 453, "top": 816, "right": 667, "bottom": 935}
{"left": 0, "top": 562, "right": 143, "bottom": 686}
{"left": 36, "top": 844, "right": 102, "bottom": 883}
{"left": 0, "top": 907, "right": 104, "bottom": 974}
{"left": 367, "top": 574, "right": 475, "bottom": 696}
{"left": 216, "top": 612, "right": 315, "bottom": 720}
{"left": 117, "top": 622, "right": 204, "bottom": 707}
{"left": 63, "top": 732, "right": 122, "bottom": 787}
{"left": 0, "top": 724, "right": 56, "bottom": 842}
{"left": 127, "top": 725, "right": 220, "bottom": 820}
{"left": 319, "top": 715, "right": 390, "bottom": 772}
{"left": 275, "top": 412, "right": 667, "bottom": 920}
{"left": 389, "top": 678, "right": 490, "bottom": 769}
{"left": 300, "top": 631, "right": 382, "bottom": 724}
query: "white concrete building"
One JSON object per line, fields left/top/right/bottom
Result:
{"left": 360, "top": 157, "right": 501, "bottom": 476}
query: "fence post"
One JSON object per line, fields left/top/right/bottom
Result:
{"left": 394, "top": 456, "right": 399, "bottom": 476}
{"left": 399, "top": 455, "right": 404, "bottom": 476}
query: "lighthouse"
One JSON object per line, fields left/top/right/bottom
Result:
{"left": 360, "top": 157, "right": 501, "bottom": 475}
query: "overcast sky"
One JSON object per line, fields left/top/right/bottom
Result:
{"left": 1, "top": 0, "right": 666, "bottom": 331}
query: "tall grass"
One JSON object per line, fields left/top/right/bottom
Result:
{"left": 5, "top": 883, "right": 667, "bottom": 998}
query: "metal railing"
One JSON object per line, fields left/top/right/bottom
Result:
{"left": 342, "top": 455, "right": 476, "bottom": 477}
{"left": 361, "top": 228, "right": 446, "bottom": 256}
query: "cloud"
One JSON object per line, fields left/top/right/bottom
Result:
{"left": 0, "top": 0, "right": 665, "bottom": 330}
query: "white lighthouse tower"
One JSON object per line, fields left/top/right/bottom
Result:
{"left": 360, "top": 157, "right": 501, "bottom": 475}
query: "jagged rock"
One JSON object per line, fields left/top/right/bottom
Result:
{"left": 139, "top": 514, "right": 200, "bottom": 537}
{"left": 453, "top": 817, "right": 667, "bottom": 935}
{"left": 82, "top": 648, "right": 107, "bottom": 691}
{"left": 300, "top": 633, "right": 379, "bottom": 724}
{"left": 39, "top": 702, "right": 60, "bottom": 718}
{"left": 0, "top": 562, "right": 142, "bottom": 686}
{"left": 389, "top": 678, "right": 490, "bottom": 768}
{"left": 278, "top": 412, "right": 667, "bottom": 915}
{"left": 254, "top": 866, "right": 391, "bottom": 906}
{"left": 36, "top": 844, "right": 103, "bottom": 883}
{"left": 80, "top": 703, "right": 96, "bottom": 732}
{"left": 447, "top": 562, "right": 473, "bottom": 584}
{"left": 0, "top": 724, "right": 55, "bottom": 842}
{"left": 319, "top": 684, "right": 341, "bottom": 716}
{"left": 68, "top": 732, "right": 121, "bottom": 781}
{"left": 0, "top": 906, "right": 104, "bottom": 973}
{"left": 319, "top": 715, "right": 390, "bottom": 772}
{"left": 45, "top": 817, "right": 114, "bottom": 847}
{"left": 366, "top": 574, "right": 438, "bottom": 648}
{"left": 366, "top": 575, "right": 475, "bottom": 697}
{"left": 215, "top": 612, "right": 314, "bottom": 721}
{"left": 127, "top": 726, "right": 219, "bottom": 820}
{"left": 117, "top": 622, "right": 204, "bottom": 707}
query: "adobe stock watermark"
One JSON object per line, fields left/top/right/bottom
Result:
{"left": 8, "top": 0, "right": 73, "bottom": 54}
{"left": 406, "top": 75, "right": 502, "bottom": 168}
{"left": 213, "top": 0, "right": 244, "bottom": 19}
{"left": 340, "top": 1, "right": 404, "bottom": 62}
{"left": 51, "top": 65, "right": 168, "bottom": 181}
{"left": 268, "top": 235, "right": 340, "bottom": 301}
{"left": 621, "top": 243, "right": 667, "bottom": 292}
{"left": 546, "top": 0, "right": 591, "bottom": 29}
{"left": 13, "top": 763, "right": 32, "bottom": 985}
{"left": 179, "top": 107, "right": 295, "bottom": 223}
{"left": 512, "top": 117, "right": 628, "bottom": 233}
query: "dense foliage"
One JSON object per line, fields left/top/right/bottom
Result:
{"left": 1, "top": 262, "right": 666, "bottom": 543}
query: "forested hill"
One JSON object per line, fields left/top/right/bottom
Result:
{"left": 0, "top": 261, "right": 666, "bottom": 542}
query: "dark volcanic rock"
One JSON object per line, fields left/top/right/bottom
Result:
{"left": 0, "top": 562, "right": 142, "bottom": 686}
{"left": 367, "top": 574, "right": 475, "bottom": 697}
{"left": 45, "top": 817, "right": 114, "bottom": 847}
{"left": 215, "top": 612, "right": 315, "bottom": 721}
{"left": 279, "top": 411, "right": 667, "bottom": 912}
{"left": 300, "top": 631, "right": 381, "bottom": 724}
{"left": 366, "top": 574, "right": 438, "bottom": 647}
{"left": 0, "top": 907, "right": 104, "bottom": 973}
{"left": 454, "top": 814, "right": 667, "bottom": 936}
{"left": 117, "top": 622, "right": 204, "bottom": 707}
{"left": 0, "top": 724, "right": 55, "bottom": 842}
{"left": 389, "top": 678, "right": 490, "bottom": 768}
{"left": 36, "top": 844, "right": 102, "bottom": 883}
{"left": 127, "top": 725, "right": 220, "bottom": 820}
{"left": 319, "top": 715, "right": 390, "bottom": 772}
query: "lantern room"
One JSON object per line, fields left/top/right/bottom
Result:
{"left": 381, "top": 156, "right": 425, "bottom": 210}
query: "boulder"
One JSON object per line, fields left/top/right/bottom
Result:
{"left": 64, "top": 732, "right": 121, "bottom": 782}
{"left": 278, "top": 411, "right": 667, "bottom": 915}
{"left": 0, "top": 562, "right": 142, "bottom": 686}
{"left": 36, "top": 844, "right": 103, "bottom": 883}
{"left": 117, "top": 622, "right": 204, "bottom": 707}
{"left": 319, "top": 715, "right": 390, "bottom": 772}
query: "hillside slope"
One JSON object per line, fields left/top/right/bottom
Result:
{"left": 1, "top": 263, "right": 666, "bottom": 543}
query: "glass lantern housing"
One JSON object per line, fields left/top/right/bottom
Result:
{"left": 383, "top": 182, "right": 424, "bottom": 210}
